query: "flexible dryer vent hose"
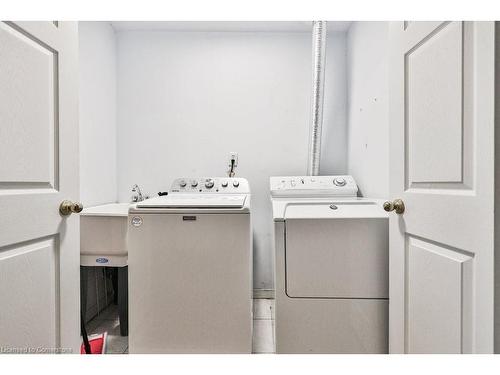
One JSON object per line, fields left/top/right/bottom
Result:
{"left": 307, "top": 21, "right": 327, "bottom": 176}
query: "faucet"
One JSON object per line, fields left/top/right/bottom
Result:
{"left": 131, "top": 184, "right": 145, "bottom": 202}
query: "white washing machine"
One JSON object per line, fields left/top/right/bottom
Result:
{"left": 128, "top": 177, "right": 252, "bottom": 353}
{"left": 270, "top": 175, "right": 389, "bottom": 353}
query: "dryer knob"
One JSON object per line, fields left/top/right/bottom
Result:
{"left": 205, "top": 180, "right": 214, "bottom": 189}
{"left": 179, "top": 180, "right": 187, "bottom": 187}
{"left": 221, "top": 181, "right": 228, "bottom": 187}
{"left": 333, "top": 177, "right": 346, "bottom": 187}
{"left": 233, "top": 180, "right": 240, "bottom": 187}
{"left": 191, "top": 180, "right": 198, "bottom": 187}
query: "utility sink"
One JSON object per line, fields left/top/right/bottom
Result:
{"left": 80, "top": 203, "right": 130, "bottom": 267}
{"left": 80, "top": 202, "right": 130, "bottom": 336}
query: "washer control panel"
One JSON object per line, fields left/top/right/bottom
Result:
{"left": 270, "top": 175, "right": 358, "bottom": 197}
{"left": 171, "top": 177, "right": 250, "bottom": 194}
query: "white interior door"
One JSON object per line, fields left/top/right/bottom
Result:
{"left": 0, "top": 21, "right": 80, "bottom": 353}
{"left": 388, "top": 21, "right": 495, "bottom": 354}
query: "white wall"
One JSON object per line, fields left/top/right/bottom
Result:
{"left": 346, "top": 22, "right": 389, "bottom": 198}
{"left": 322, "top": 33, "right": 348, "bottom": 175}
{"left": 79, "top": 21, "right": 117, "bottom": 207}
{"left": 116, "top": 30, "right": 347, "bottom": 289}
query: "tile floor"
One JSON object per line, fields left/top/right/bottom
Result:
{"left": 252, "top": 298, "right": 275, "bottom": 354}
{"left": 85, "top": 298, "right": 275, "bottom": 354}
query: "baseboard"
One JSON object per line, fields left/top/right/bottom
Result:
{"left": 253, "top": 289, "right": 275, "bottom": 299}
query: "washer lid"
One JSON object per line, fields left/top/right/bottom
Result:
{"left": 136, "top": 194, "right": 247, "bottom": 208}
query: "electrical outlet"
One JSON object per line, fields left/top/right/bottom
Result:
{"left": 228, "top": 152, "right": 238, "bottom": 167}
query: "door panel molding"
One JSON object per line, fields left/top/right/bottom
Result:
{"left": 0, "top": 21, "right": 60, "bottom": 192}
{"left": 0, "top": 235, "right": 61, "bottom": 351}
{"left": 404, "top": 235, "right": 473, "bottom": 353}
{"left": 404, "top": 21, "right": 474, "bottom": 192}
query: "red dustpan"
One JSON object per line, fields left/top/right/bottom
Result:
{"left": 81, "top": 332, "right": 107, "bottom": 354}
{"left": 81, "top": 309, "right": 108, "bottom": 354}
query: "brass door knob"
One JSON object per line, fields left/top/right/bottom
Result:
{"left": 59, "top": 200, "right": 83, "bottom": 216}
{"left": 383, "top": 199, "right": 405, "bottom": 214}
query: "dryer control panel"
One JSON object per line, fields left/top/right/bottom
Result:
{"left": 171, "top": 177, "right": 250, "bottom": 194}
{"left": 270, "top": 175, "right": 358, "bottom": 197}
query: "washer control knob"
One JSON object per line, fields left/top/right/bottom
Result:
{"left": 221, "top": 181, "right": 228, "bottom": 187}
{"left": 205, "top": 179, "right": 214, "bottom": 189}
{"left": 233, "top": 180, "right": 240, "bottom": 187}
{"left": 333, "top": 177, "right": 346, "bottom": 187}
{"left": 191, "top": 180, "right": 198, "bottom": 187}
{"left": 179, "top": 180, "right": 187, "bottom": 187}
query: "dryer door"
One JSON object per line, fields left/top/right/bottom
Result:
{"left": 284, "top": 203, "right": 389, "bottom": 299}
